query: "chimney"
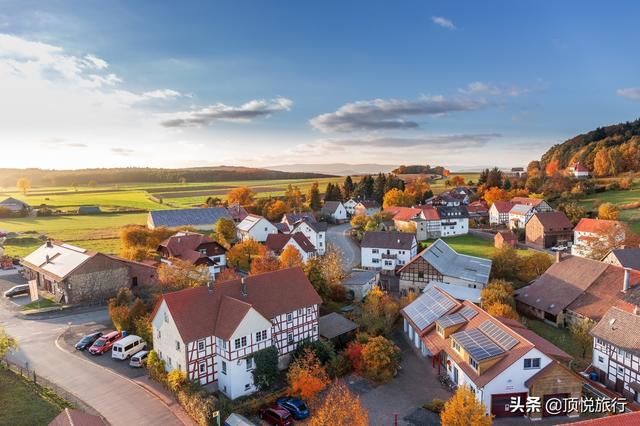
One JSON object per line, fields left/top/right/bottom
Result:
{"left": 46, "top": 240, "right": 53, "bottom": 248}
{"left": 623, "top": 267, "right": 631, "bottom": 293}
{"left": 45, "top": 254, "right": 50, "bottom": 264}
{"left": 556, "top": 251, "right": 562, "bottom": 263}
{"left": 240, "top": 277, "right": 247, "bottom": 297}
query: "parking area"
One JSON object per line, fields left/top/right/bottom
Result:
{"left": 0, "top": 272, "right": 32, "bottom": 309}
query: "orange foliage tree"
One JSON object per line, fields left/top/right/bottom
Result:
{"left": 227, "top": 186, "right": 255, "bottom": 206}
{"left": 287, "top": 348, "right": 330, "bottom": 401}
{"left": 280, "top": 245, "right": 304, "bottom": 268}
{"left": 441, "top": 386, "right": 492, "bottom": 426}
{"left": 227, "top": 239, "right": 267, "bottom": 270}
{"left": 265, "top": 200, "right": 290, "bottom": 221}
{"left": 361, "top": 336, "right": 401, "bottom": 383}
{"left": 250, "top": 252, "right": 282, "bottom": 275}
{"left": 482, "top": 187, "right": 508, "bottom": 206}
{"left": 485, "top": 302, "right": 518, "bottom": 319}
{"left": 450, "top": 175, "right": 466, "bottom": 186}
{"left": 545, "top": 159, "right": 560, "bottom": 176}
{"left": 598, "top": 202, "right": 620, "bottom": 220}
{"left": 344, "top": 342, "right": 364, "bottom": 372}
{"left": 309, "top": 381, "right": 369, "bottom": 426}
{"left": 382, "top": 188, "right": 415, "bottom": 208}
{"left": 216, "top": 268, "right": 241, "bottom": 282}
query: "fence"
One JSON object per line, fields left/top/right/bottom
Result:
{"left": 0, "top": 358, "right": 108, "bottom": 423}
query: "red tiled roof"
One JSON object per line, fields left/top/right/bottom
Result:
{"left": 565, "top": 411, "right": 640, "bottom": 425}
{"left": 265, "top": 232, "right": 315, "bottom": 254}
{"left": 575, "top": 218, "right": 623, "bottom": 234}
{"left": 571, "top": 162, "right": 589, "bottom": 173}
{"left": 227, "top": 202, "right": 249, "bottom": 221}
{"left": 153, "top": 267, "right": 322, "bottom": 343}
{"left": 530, "top": 211, "right": 573, "bottom": 231}
{"left": 511, "top": 197, "right": 546, "bottom": 207}
{"left": 385, "top": 206, "right": 422, "bottom": 222}
{"left": 419, "top": 206, "right": 441, "bottom": 221}
{"left": 492, "top": 200, "right": 514, "bottom": 213}
{"left": 157, "top": 231, "right": 226, "bottom": 265}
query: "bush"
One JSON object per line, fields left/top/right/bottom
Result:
{"left": 252, "top": 346, "right": 279, "bottom": 391}
{"left": 176, "top": 389, "right": 218, "bottom": 426}
{"left": 328, "top": 353, "right": 352, "bottom": 378}
{"left": 167, "top": 369, "right": 188, "bottom": 393}
{"left": 424, "top": 398, "right": 445, "bottom": 413}
{"left": 291, "top": 339, "right": 336, "bottom": 365}
{"left": 147, "top": 350, "right": 167, "bottom": 385}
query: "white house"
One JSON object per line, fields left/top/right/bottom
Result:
{"left": 265, "top": 232, "right": 316, "bottom": 262}
{"left": 398, "top": 239, "right": 492, "bottom": 294}
{"left": 354, "top": 200, "right": 381, "bottom": 217}
{"left": 571, "top": 218, "right": 626, "bottom": 258}
{"left": 360, "top": 231, "right": 417, "bottom": 271}
{"left": 489, "top": 201, "right": 514, "bottom": 226}
{"left": 157, "top": 231, "right": 227, "bottom": 280}
{"left": 151, "top": 268, "right": 322, "bottom": 400}
{"left": 568, "top": 162, "right": 589, "bottom": 178}
{"left": 508, "top": 204, "right": 534, "bottom": 230}
{"left": 591, "top": 306, "right": 640, "bottom": 403}
{"left": 320, "top": 201, "right": 348, "bottom": 223}
{"left": 343, "top": 199, "right": 358, "bottom": 216}
{"left": 290, "top": 219, "right": 327, "bottom": 256}
{"left": 236, "top": 214, "right": 278, "bottom": 242}
{"left": 401, "top": 288, "right": 581, "bottom": 420}
{"left": 437, "top": 206, "right": 469, "bottom": 237}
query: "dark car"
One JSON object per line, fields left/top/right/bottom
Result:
{"left": 276, "top": 397, "right": 309, "bottom": 420}
{"left": 258, "top": 405, "right": 293, "bottom": 426}
{"left": 75, "top": 332, "right": 103, "bottom": 351}
{"left": 3, "top": 284, "right": 30, "bottom": 298}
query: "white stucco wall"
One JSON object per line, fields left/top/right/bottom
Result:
{"left": 152, "top": 300, "right": 187, "bottom": 373}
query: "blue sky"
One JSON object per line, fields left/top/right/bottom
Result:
{"left": 1, "top": 0, "right": 639, "bottom": 170}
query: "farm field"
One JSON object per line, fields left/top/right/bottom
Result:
{"left": 576, "top": 186, "right": 640, "bottom": 233}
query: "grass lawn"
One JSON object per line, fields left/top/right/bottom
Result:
{"left": 576, "top": 187, "right": 640, "bottom": 231}
{"left": 420, "top": 234, "right": 529, "bottom": 259}
{"left": 523, "top": 318, "right": 590, "bottom": 371}
{"left": 20, "top": 297, "right": 60, "bottom": 311}
{"left": 0, "top": 367, "right": 69, "bottom": 426}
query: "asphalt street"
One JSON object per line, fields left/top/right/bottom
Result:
{"left": 326, "top": 223, "right": 360, "bottom": 272}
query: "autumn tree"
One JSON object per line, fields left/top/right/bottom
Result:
{"left": 280, "top": 245, "right": 304, "bottom": 268}
{"left": 361, "top": 336, "right": 401, "bottom": 383}
{"left": 344, "top": 342, "right": 364, "bottom": 372}
{"left": 490, "top": 246, "right": 521, "bottom": 281}
{"left": 227, "top": 238, "right": 266, "bottom": 270}
{"left": 307, "top": 182, "right": 322, "bottom": 211}
{"left": 382, "top": 188, "right": 415, "bottom": 208}
{"left": 0, "top": 326, "right": 17, "bottom": 359}
{"left": 108, "top": 288, "right": 148, "bottom": 332}
{"left": 213, "top": 217, "right": 236, "bottom": 248}
{"left": 284, "top": 184, "right": 304, "bottom": 211}
{"left": 480, "top": 279, "right": 515, "bottom": 311}
{"left": 405, "top": 176, "right": 432, "bottom": 203}
{"left": 310, "top": 381, "right": 368, "bottom": 426}
{"left": 598, "top": 202, "right": 620, "bottom": 220}
{"left": 545, "top": 159, "right": 560, "bottom": 176}
{"left": 216, "top": 268, "right": 241, "bottom": 282}
{"left": 264, "top": 199, "right": 289, "bottom": 221}
{"left": 570, "top": 317, "right": 595, "bottom": 358}
{"left": 558, "top": 202, "right": 588, "bottom": 225}
{"left": 450, "top": 175, "right": 466, "bottom": 186}
{"left": 441, "top": 386, "right": 492, "bottom": 426}
{"left": 227, "top": 186, "right": 255, "bottom": 206}
{"left": 593, "top": 149, "right": 614, "bottom": 177}
{"left": 518, "top": 252, "right": 553, "bottom": 283}
{"left": 304, "top": 257, "right": 329, "bottom": 300}
{"left": 483, "top": 187, "right": 508, "bottom": 206}
{"left": 360, "top": 286, "right": 400, "bottom": 335}
{"left": 485, "top": 302, "right": 518, "bottom": 319}
{"left": 119, "top": 225, "right": 175, "bottom": 261}
{"left": 287, "top": 348, "right": 330, "bottom": 401}
{"left": 158, "top": 259, "right": 210, "bottom": 292}
{"left": 350, "top": 214, "right": 368, "bottom": 230}
{"left": 250, "top": 252, "right": 282, "bottom": 275}
{"left": 16, "top": 177, "right": 31, "bottom": 195}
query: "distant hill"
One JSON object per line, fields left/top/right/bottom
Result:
{"left": 0, "top": 166, "right": 333, "bottom": 187}
{"left": 268, "top": 163, "right": 396, "bottom": 176}
{"left": 391, "top": 165, "right": 448, "bottom": 176}
{"left": 541, "top": 119, "right": 640, "bottom": 172}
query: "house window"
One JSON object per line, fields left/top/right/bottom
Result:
{"left": 246, "top": 357, "right": 253, "bottom": 371}
{"left": 297, "top": 308, "right": 303, "bottom": 315}
{"left": 198, "top": 340, "right": 205, "bottom": 351}
{"left": 618, "top": 366, "right": 624, "bottom": 374}
{"left": 288, "top": 333, "right": 294, "bottom": 344}
{"left": 436, "top": 325, "right": 444, "bottom": 337}
{"left": 524, "top": 358, "right": 541, "bottom": 369}
{"left": 164, "top": 312, "right": 169, "bottom": 323}
{"left": 175, "top": 341, "right": 181, "bottom": 351}
{"left": 470, "top": 358, "right": 479, "bottom": 370}
{"left": 255, "top": 330, "right": 267, "bottom": 342}
{"left": 287, "top": 313, "right": 293, "bottom": 322}
{"left": 372, "top": 258, "right": 380, "bottom": 264}
{"left": 452, "top": 341, "right": 461, "bottom": 353}
{"left": 598, "top": 356, "right": 604, "bottom": 363}
{"left": 372, "top": 249, "right": 379, "bottom": 254}
{"left": 307, "top": 307, "right": 312, "bottom": 315}
{"left": 234, "top": 336, "right": 247, "bottom": 349}
{"left": 199, "top": 362, "right": 206, "bottom": 374}
{"left": 221, "top": 361, "right": 227, "bottom": 375}
{"left": 418, "top": 272, "right": 424, "bottom": 279}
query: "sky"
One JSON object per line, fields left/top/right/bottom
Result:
{"left": 1, "top": 0, "right": 640, "bottom": 171}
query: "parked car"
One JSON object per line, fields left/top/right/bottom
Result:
{"left": 3, "top": 284, "right": 30, "bottom": 298}
{"left": 276, "top": 397, "right": 309, "bottom": 420}
{"left": 224, "top": 413, "right": 256, "bottom": 426}
{"left": 129, "top": 350, "right": 149, "bottom": 368}
{"left": 258, "top": 406, "right": 294, "bottom": 426}
{"left": 111, "top": 335, "right": 146, "bottom": 360}
{"left": 550, "top": 245, "right": 568, "bottom": 252}
{"left": 88, "top": 331, "right": 122, "bottom": 355}
{"left": 75, "top": 332, "right": 103, "bottom": 351}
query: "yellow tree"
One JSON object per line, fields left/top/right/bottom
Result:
{"left": 287, "top": 348, "right": 330, "bottom": 401}
{"left": 16, "top": 177, "right": 31, "bottom": 195}
{"left": 227, "top": 186, "right": 255, "bottom": 206}
{"left": 0, "top": 326, "right": 17, "bottom": 358}
{"left": 593, "top": 149, "right": 613, "bottom": 177}
{"left": 485, "top": 302, "right": 518, "bottom": 319}
{"left": 441, "top": 386, "right": 492, "bottom": 426}
{"left": 483, "top": 187, "right": 508, "bottom": 206}
{"left": 450, "top": 175, "right": 466, "bottom": 186}
{"left": 227, "top": 239, "right": 266, "bottom": 270}
{"left": 280, "top": 245, "right": 304, "bottom": 268}
{"left": 265, "top": 200, "right": 289, "bottom": 221}
{"left": 598, "top": 202, "right": 620, "bottom": 220}
{"left": 250, "top": 252, "right": 282, "bottom": 275}
{"left": 382, "top": 188, "right": 415, "bottom": 208}
{"left": 213, "top": 217, "right": 236, "bottom": 248}
{"left": 310, "top": 381, "right": 368, "bottom": 426}
{"left": 361, "top": 336, "right": 401, "bottom": 383}
{"left": 480, "top": 279, "right": 514, "bottom": 311}
{"left": 158, "top": 259, "right": 210, "bottom": 292}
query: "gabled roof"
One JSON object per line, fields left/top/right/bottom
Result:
{"left": 356, "top": 200, "right": 380, "bottom": 209}
{"left": 265, "top": 232, "right": 316, "bottom": 254}
{"left": 320, "top": 201, "right": 343, "bottom": 215}
{"left": 511, "top": 197, "right": 547, "bottom": 207}
{"left": 437, "top": 205, "right": 469, "bottom": 219}
{"left": 282, "top": 212, "right": 316, "bottom": 225}
{"left": 158, "top": 231, "right": 226, "bottom": 264}
{"left": 529, "top": 211, "right": 573, "bottom": 230}
{"left": 292, "top": 218, "right": 327, "bottom": 234}
{"left": 0, "top": 196, "right": 29, "bottom": 208}
{"left": 575, "top": 218, "right": 623, "bottom": 234}
{"left": 400, "top": 239, "right": 491, "bottom": 286}
{"left": 227, "top": 202, "right": 249, "bottom": 222}
{"left": 21, "top": 242, "right": 96, "bottom": 281}
{"left": 571, "top": 162, "right": 589, "bottom": 172}
{"left": 154, "top": 267, "right": 322, "bottom": 343}
{"left": 385, "top": 206, "right": 422, "bottom": 222}
{"left": 237, "top": 214, "right": 268, "bottom": 232}
{"left": 361, "top": 231, "right": 415, "bottom": 250}
{"left": 509, "top": 204, "right": 533, "bottom": 216}
{"left": 591, "top": 307, "right": 640, "bottom": 355}
{"left": 606, "top": 248, "right": 640, "bottom": 271}
{"left": 149, "top": 207, "right": 231, "bottom": 228}
{"left": 419, "top": 206, "right": 441, "bottom": 221}
{"left": 342, "top": 270, "right": 378, "bottom": 286}
{"left": 491, "top": 200, "right": 514, "bottom": 213}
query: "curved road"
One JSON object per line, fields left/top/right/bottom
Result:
{"left": 0, "top": 282, "right": 183, "bottom": 426}
{"left": 327, "top": 223, "right": 360, "bottom": 271}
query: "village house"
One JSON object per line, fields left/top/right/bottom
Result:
{"left": 157, "top": 231, "right": 227, "bottom": 280}
{"left": 515, "top": 254, "right": 640, "bottom": 328}
{"left": 280, "top": 212, "right": 317, "bottom": 231}
{"left": 590, "top": 306, "right": 640, "bottom": 402}
{"left": 21, "top": 241, "right": 157, "bottom": 305}
{"left": 320, "top": 201, "right": 348, "bottom": 223}
{"left": 508, "top": 204, "right": 534, "bottom": 230}
{"left": 489, "top": 201, "right": 514, "bottom": 226}
{"left": 227, "top": 202, "right": 249, "bottom": 223}
{"left": 341, "top": 269, "right": 379, "bottom": 301}
{"left": 264, "top": 232, "right": 316, "bottom": 262}
{"left": 401, "top": 287, "right": 581, "bottom": 419}
{"left": 354, "top": 200, "right": 381, "bottom": 216}
{"left": 386, "top": 206, "right": 441, "bottom": 241}
{"left": 603, "top": 248, "right": 640, "bottom": 271}
{"left": 427, "top": 193, "right": 463, "bottom": 207}
{"left": 0, "top": 196, "right": 30, "bottom": 214}
{"left": 360, "top": 231, "right": 417, "bottom": 271}
{"left": 236, "top": 214, "right": 278, "bottom": 242}
{"left": 437, "top": 205, "right": 469, "bottom": 237}
{"left": 572, "top": 218, "right": 626, "bottom": 258}
{"left": 446, "top": 187, "right": 475, "bottom": 204}
{"left": 343, "top": 198, "right": 358, "bottom": 216}
{"left": 147, "top": 207, "right": 231, "bottom": 231}
{"left": 510, "top": 197, "right": 554, "bottom": 212}
{"left": 466, "top": 200, "right": 489, "bottom": 222}
{"left": 280, "top": 214, "right": 327, "bottom": 255}
{"left": 508, "top": 167, "right": 526, "bottom": 178}
{"left": 494, "top": 230, "right": 518, "bottom": 249}
{"left": 150, "top": 268, "right": 321, "bottom": 400}
{"left": 525, "top": 211, "right": 573, "bottom": 249}
{"left": 568, "top": 162, "right": 590, "bottom": 178}
{"left": 398, "top": 239, "right": 491, "bottom": 296}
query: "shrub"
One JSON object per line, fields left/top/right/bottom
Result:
{"left": 327, "top": 353, "right": 352, "bottom": 378}
{"left": 176, "top": 389, "right": 218, "bottom": 426}
{"left": 361, "top": 336, "right": 401, "bottom": 383}
{"left": 424, "top": 398, "right": 445, "bottom": 413}
{"left": 344, "top": 342, "right": 364, "bottom": 372}
{"left": 291, "top": 339, "right": 336, "bottom": 365}
{"left": 147, "top": 350, "right": 167, "bottom": 385}
{"left": 252, "top": 346, "right": 279, "bottom": 391}
{"left": 167, "top": 369, "right": 188, "bottom": 393}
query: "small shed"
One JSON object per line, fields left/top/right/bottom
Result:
{"left": 342, "top": 270, "right": 379, "bottom": 301}
{"left": 494, "top": 230, "right": 517, "bottom": 249}
{"left": 78, "top": 206, "right": 102, "bottom": 215}
{"left": 319, "top": 312, "right": 358, "bottom": 347}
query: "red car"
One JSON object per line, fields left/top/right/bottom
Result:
{"left": 88, "top": 331, "right": 122, "bottom": 355}
{"left": 259, "top": 405, "right": 294, "bottom": 426}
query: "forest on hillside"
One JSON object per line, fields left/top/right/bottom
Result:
{"left": 0, "top": 166, "right": 332, "bottom": 187}
{"left": 541, "top": 119, "right": 640, "bottom": 176}
{"left": 391, "top": 165, "right": 448, "bottom": 175}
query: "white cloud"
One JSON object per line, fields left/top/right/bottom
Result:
{"left": 310, "top": 96, "right": 485, "bottom": 133}
{"left": 432, "top": 16, "right": 456, "bottom": 30}
{"left": 459, "top": 81, "right": 530, "bottom": 97}
{"left": 160, "top": 97, "right": 293, "bottom": 127}
{"left": 617, "top": 88, "right": 640, "bottom": 101}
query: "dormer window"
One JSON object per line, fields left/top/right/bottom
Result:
{"left": 436, "top": 324, "right": 444, "bottom": 337}
{"left": 234, "top": 336, "right": 247, "bottom": 349}
{"left": 452, "top": 340, "right": 461, "bottom": 353}
{"left": 470, "top": 358, "right": 479, "bottom": 370}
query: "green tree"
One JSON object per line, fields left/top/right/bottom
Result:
{"left": 361, "top": 336, "right": 401, "bottom": 383}
{"left": 570, "top": 317, "right": 595, "bottom": 358}
{"left": 252, "top": 346, "right": 279, "bottom": 390}
{"left": 0, "top": 326, "right": 17, "bottom": 359}
{"left": 308, "top": 182, "right": 322, "bottom": 211}
{"left": 342, "top": 176, "right": 355, "bottom": 199}
{"left": 213, "top": 217, "right": 237, "bottom": 247}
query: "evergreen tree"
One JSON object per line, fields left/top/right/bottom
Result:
{"left": 308, "top": 182, "right": 322, "bottom": 211}
{"left": 342, "top": 176, "right": 355, "bottom": 199}
{"left": 373, "top": 173, "right": 387, "bottom": 203}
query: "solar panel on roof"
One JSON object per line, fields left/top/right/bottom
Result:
{"left": 404, "top": 287, "right": 456, "bottom": 331}
{"left": 436, "top": 313, "right": 467, "bottom": 328}
{"left": 458, "top": 305, "right": 478, "bottom": 320}
{"left": 452, "top": 329, "right": 504, "bottom": 361}
{"left": 479, "top": 320, "right": 519, "bottom": 350}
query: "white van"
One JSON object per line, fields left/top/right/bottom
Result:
{"left": 111, "top": 335, "right": 146, "bottom": 360}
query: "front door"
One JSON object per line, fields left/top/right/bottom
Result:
{"left": 615, "top": 378, "right": 624, "bottom": 394}
{"left": 453, "top": 366, "right": 459, "bottom": 385}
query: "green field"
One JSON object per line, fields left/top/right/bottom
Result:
{"left": 419, "top": 233, "right": 528, "bottom": 259}
{"left": 576, "top": 186, "right": 640, "bottom": 233}
{"left": 0, "top": 368, "right": 68, "bottom": 426}
{"left": 523, "top": 318, "right": 590, "bottom": 370}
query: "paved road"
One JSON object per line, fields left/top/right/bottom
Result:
{"left": 327, "top": 223, "right": 360, "bottom": 271}
{"left": 0, "top": 275, "right": 183, "bottom": 426}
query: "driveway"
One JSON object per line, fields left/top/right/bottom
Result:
{"left": 0, "top": 273, "right": 184, "bottom": 426}
{"left": 347, "top": 329, "right": 451, "bottom": 426}
{"left": 327, "top": 223, "right": 360, "bottom": 271}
